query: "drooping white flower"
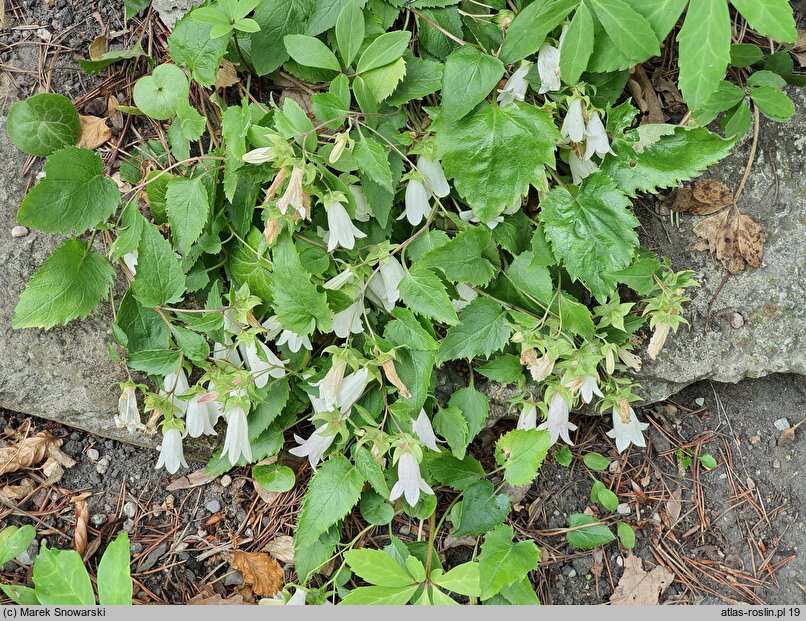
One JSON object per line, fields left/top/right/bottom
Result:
{"left": 277, "top": 329, "right": 313, "bottom": 353}
{"left": 276, "top": 166, "right": 307, "bottom": 218}
{"left": 389, "top": 451, "right": 433, "bottom": 507}
{"left": 223, "top": 404, "right": 253, "bottom": 465}
{"left": 417, "top": 156, "right": 450, "bottom": 198}
{"left": 155, "top": 427, "right": 188, "bottom": 474}
{"left": 240, "top": 340, "right": 287, "bottom": 388}
{"left": 332, "top": 300, "right": 365, "bottom": 338}
{"left": 242, "top": 147, "right": 272, "bottom": 165}
{"left": 262, "top": 315, "right": 283, "bottom": 340}
{"left": 578, "top": 375, "right": 604, "bottom": 404}
{"left": 337, "top": 368, "right": 369, "bottom": 412}
{"left": 516, "top": 402, "right": 538, "bottom": 431}
{"left": 583, "top": 111, "right": 612, "bottom": 160}
{"left": 348, "top": 185, "right": 373, "bottom": 222}
{"left": 452, "top": 283, "right": 478, "bottom": 312}
{"left": 186, "top": 395, "right": 217, "bottom": 437}
{"left": 213, "top": 340, "right": 241, "bottom": 367}
{"left": 285, "top": 589, "right": 307, "bottom": 606}
{"left": 520, "top": 349, "right": 554, "bottom": 382}
{"left": 537, "top": 392, "right": 577, "bottom": 446}
{"left": 323, "top": 268, "right": 354, "bottom": 290}
{"left": 289, "top": 425, "right": 336, "bottom": 469}
{"left": 313, "top": 360, "right": 347, "bottom": 409}
{"left": 402, "top": 177, "right": 431, "bottom": 226}
{"left": 366, "top": 256, "right": 405, "bottom": 312}
{"left": 561, "top": 98, "right": 586, "bottom": 143}
{"left": 618, "top": 348, "right": 642, "bottom": 371}
{"left": 162, "top": 369, "right": 190, "bottom": 415}
{"left": 499, "top": 61, "right": 533, "bottom": 105}
{"left": 458, "top": 209, "right": 504, "bottom": 230}
{"left": 606, "top": 403, "right": 649, "bottom": 453}
{"left": 115, "top": 385, "right": 143, "bottom": 432}
{"left": 325, "top": 199, "right": 366, "bottom": 252}
{"left": 122, "top": 251, "right": 138, "bottom": 276}
{"left": 412, "top": 409, "right": 439, "bottom": 451}
{"left": 569, "top": 150, "right": 598, "bottom": 185}
{"left": 537, "top": 44, "right": 561, "bottom": 94}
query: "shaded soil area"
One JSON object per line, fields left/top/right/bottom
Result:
{"left": 0, "top": 373, "right": 802, "bottom": 604}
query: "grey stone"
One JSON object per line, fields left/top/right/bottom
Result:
{"left": 151, "top": 0, "right": 203, "bottom": 30}
{"left": 86, "top": 448, "right": 100, "bottom": 461}
{"left": 91, "top": 513, "right": 107, "bottom": 527}
{"left": 10, "top": 225, "right": 27, "bottom": 238}
{"left": 123, "top": 501, "right": 137, "bottom": 518}
{"left": 205, "top": 499, "right": 221, "bottom": 513}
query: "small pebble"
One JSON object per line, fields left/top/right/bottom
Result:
{"left": 773, "top": 459, "right": 781, "bottom": 469}
{"left": 178, "top": 551, "right": 190, "bottom": 561}
{"left": 567, "top": 569, "right": 577, "bottom": 578}
{"left": 130, "top": 542, "right": 144, "bottom": 555}
{"left": 11, "top": 226, "right": 28, "bottom": 238}
{"left": 616, "top": 503, "right": 631, "bottom": 515}
{"left": 91, "top": 513, "right": 107, "bottom": 527}
{"left": 728, "top": 312, "right": 744, "bottom": 329}
{"left": 96, "top": 457, "right": 110, "bottom": 475}
{"left": 223, "top": 570, "right": 244, "bottom": 587}
{"left": 205, "top": 500, "right": 221, "bottom": 513}
{"left": 123, "top": 501, "right": 137, "bottom": 518}
{"left": 616, "top": 556, "right": 624, "bottom": 567}
{"left": 122, "top": 519, "right": 134, "bottom": 532}
{"left": 749, "top": 435, "right": 761, "bottom": 445}
{"left": 86, "top": 448, "right": 100, "bottom": 461}
{"left": 774, "top": 418, "right": 791, "bottom": 431}
{"left": 694, "top": 397, "right": 705, "bottom": 407}
{"left": 398, "top": 523, "right": 411, "bottom": 536}
{"left": 235, "top": 508, "right": 247, "bottom": 523}
{"left": 220, "top": 474, "right": 232, "bottom": 487}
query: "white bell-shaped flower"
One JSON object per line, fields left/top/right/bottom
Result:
{"left": 606, "top": 404, "right": 649, "bottom": 453}
{"left": 561, "top": 98, "right": 586, "bottom": 143}
{"left": 583, "top": 111, "right": 612, "bottom": 160}
{"left": 516, "top": 402, "right": 538, "bottom": 431}
{"left": 537, "top": 392, "right": 577, "bottom": 446}
{"left": 499, "top": 62, "right": 532, "bottom": 105}
{"left": 115, "top": 386, "right": 143, "bottom": 432}
{"left": 537, "top": 44, "right": 561, "bottom": 94}
{"left": 332, "top": 300, "right": 364, "bottom": 338}
{"left": 313, "top": 360, "right": 347, "bottom": 409}
{"left": 186, "top": 395, "right": 217, "bottom": 438}
{"left": 451, "top": 283, "right": 478, "bottom": 312}
{"left": 162, "top": 369, "right": 190, "bottom": 415}
{"left": 569, "top": 150, "right": 598, "bottom": 185}
{"left": 122, "top": 251, "right": 138, "bottom": 276}
{"left": 389, "top": 451, "right": 433, "bottom": 507}
{"left": 323, "top": 268, "right": 354, "bottom": 290}
{"left": 240, "top": 340, "right": 287, "bottom": 389}
{"left": 367, "top": 256, "right": 405, "bottom": 312}
{"left": 337, "top": 368, "right": 369, "bottom": 412}
{"left": 458, "top": 209, "right": 505, "bottom": 230}
{"left": 276, "top": 167, "right": 306, "bottom": 218}
{"left": 277, "top": 329, "right": 312, "bottom": 353}
{"left": 242, "top": 147, "right": 272, "bottom": 165}
{"left": 155, "top": 427, "right": 188, "bottom": 474}
{"left": 325, "top": 199, "right": 366, "bottom": 252}
{"left": 348, "top": 185, "right": 373, "bottom": 222}
{"left": 411, "top": 409, "right": 439, "bottom": 452}
{"left": 579, "top": 375, "right": 604, "bottom": 404}
{"left": 289, "top": 425, "right": 336, "bottom": 469}
{"left": 402, "top": 177, "right": 431, "bottom": 226}
{"left": 417, "top": 156, "right": 450, "bottom": 198}
{"left": 223, "top": 404, "right": 252, "bottom": 465}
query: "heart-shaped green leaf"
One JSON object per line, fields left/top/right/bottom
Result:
{"left": 7, "top": 93, "right": 80, "bottom": 156}
{"left": 133, "top": 64, "right": 189, "bottom": 120}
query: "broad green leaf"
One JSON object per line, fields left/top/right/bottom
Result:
{"left": 617, "top": 522, "right": 636, "bottom": 549}
{"left": 271, "top": 233, "right": 332, "bottom": 335}
{"left": 97, "top": 533, "right": 132, "bottom": 605}
{"left": 295, "top": 456, "right": 364, "bottom": 543}
{"left": 13, "top": 239, "right": 114, "bottom": 330}
{"left": 79, "top": 44, "right": 145, "bottom": 75}
{"left": 248, "top": 379, "right": 290, "bottom": 440}
{"left": 478, "top": 525, "right": 540, "bottom": 599}
{"left": 625, "top": 0, "right": 687, "bottom": 41}
{"left": 477, "top": 354, "right": 523, "bottom": 384}
{"left": 132, "top": 63, "right": 189, "bottom": 121}
{"left": 336, "top": 1, "right": 365, "bottom": 67}
{"left": 723, "top": 100, "right": 753, "bottom": 138}
{"left": 385, "top": 308, "right": 439, "bottom": 351}
{"left": 541, "top": 173, "right": 638, "bottom": 303}
{"left": 433, "top": 562, "right": 481, "bottom": 597}
{"left": 0, "top": 526, "right": 36, "bottom": 566}
{"left": 730, "top": 43, "right": 764, "bottom": 68}
{"left": 448, "top": 386, "right": 489, "bottom": 442}
{"left": 356, "top": 30, "right": 411, "bottom": 73}
{"left": 441, "top": 45, "right": 504, "bottom": 122}
{"left": 605, "top": 255, "right": 662, "bottom": 296}
{"left": 344, "top": 549, "right": 418, "bottom": 587}
{"left": 339, "top": 585, "right": 419, "bottom": 605}
{"left": 171, "top": 324, "right": 210, "bottom": 361}
{"left": 452, "top": 480, "right": 510, "bottom": 537}
{"left": 590, "top": 0, "right": 660, "bottom": 62}
{"left": 127, "top": 349, "right": 182, "bottom": 375}
{"left": 125, "top": 0, "right": 150, "bottom": 21}
{"left": 110, "top": 200, "right": 146, "bottom": 262}
{"left": 295, "top": 535, "right": 338, "bottom": 584}
{"left": 437, "top": 297, "right": 512, "bottom": 364}
{"left": 221, "top": 103, "right": 251, "bottom": 201}
{"left": 677, "top": 0, "right": 731, "bottom": 108}
{"left": 284, "top": 34, "right": 342, "bottom": 71}
{"left": 554, "top": 445, "right": 573, "bottom": 467}
{"left": 597, "top": 487, "right": 619, "bottom": 512}
{"left": 422, "top": 226, "right": 496, "bottom": 286}
{"left": 359, "top": 489, "right": 395, "bottom": 525}
{"left": 425, "top": 452, "right": 486, "bottom": 491}
{"left": 495, "top": 429, "right": 550, "bottom": 486}
{"left": 750, "top": 85, "right": 795, "bottom": 122}
{"left": 498, "top": 576, "right": 541, "bottom": 605}
{"left": 354, "top": 445, "right": 392, "bottom": 497}
{"left": 17, "top": 147, "right": 119, "bottom": 235}
{"left": 417, "top": 7, "right": 462, "bottom": 61}
{"left": 7, "top": 93, "right": 80, "bottom": 156}
{"left": 507, "top": 251, "right": 553, "bottom": 306}
{"left": 166, "top": 177, "right": 209, "bottom": 254}
{"left": 730, "top": 0, "right": 796, "bottom": 42}
{"left": 353, "top": 134, "right": 393, "bottom": 191}
{"left": 559, "top": 2, "right": 594, "bottom": 85}
{"left": 230, "top": 228, "right": 273, "bottom": 301}
{"left": 33, "top": 546, "right": 95, "bottom": 605}
{"left": 387, "top": 56, "right": 443, "bottom": 106}
{"left": 132, "top": 222, "right": 186, "bottom": 307}
{"left": 436, "top": 102, "right": 559, "bottom": 221}
{"left": 565, "top": 513, "right": 615, "bottom": 549}
{"left": 253, "top": 464, "right": 296, "bottom": 492}
{"left": 583, "top": 452, "right": 610, "bottom": 471}
{"left": 398, "top": 266, "right": 459, "bottom": 326}
{"left": 434, "top": 406, "right": 469, "bottom": 459}
{"left": 1, "top": 584, "right": 40, "bottom": 605}
{"left": 601, "top": 126, "right": 734, "bottom": 196}
{"left": 699, "top": 453, "right": 718, "bottom": 469}
{"left": 251, "top": 0, "right": 312, "bottom": 75}
{"left": 362, "top": 57, "right": 407, "bottom": 103}
{"left": 500, "top": 0, "right": 577, "bottom": 64}
{"left": 169, "top": 13, "right": 229, "bottom": 87}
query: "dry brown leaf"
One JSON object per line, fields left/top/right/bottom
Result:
{"left": 0, "top": 431, "right": 74, "bottom": 475}
{"left": 666, "top": 484, "right": 682, "bottom": 527}
{"left": 670, "top": 186, "right": 728, "bottom": 216}
{"left": 166, "top": 468, "right": 216, "bottom": 491}
{"left": 72, "top": 498, "right": 89, "bottom": 557}
{"left": 628, "top": 66, "right": 665, "bottom": 124}
{"left": 692, "top": 179, "right": 734, "bottom": 207}
{"left": 262, "top": 535, "right": 294, "bottom": 565}
{"left": 215, "top": 59, "right": 240, "bottom": 90}
{"left": 187, "top": 592, "right": 246, "bottom": 605}
{"left": 381, "top": 359, "right": 411, "bottom": 398}
{"left": 779, "top": 427, "right": 796, "bottom": 445}
{"left": 77, "top": 115, "right": 112, "bottom": 150}
{"left": 231, "top": 551, "right": 285, "bottom": 597}
{"left": 610, "top": 555, "right": 675, "bottom": 605}
{"left": 0, "top": 479, "right": 35, "bottom": 502}
{"left": 693, "top": 210, "right": 764, "bottom": 274}
{"left": 88, "top": 35, "right": 108, "bottom": 61}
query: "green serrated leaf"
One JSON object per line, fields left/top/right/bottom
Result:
{"left": 33, "top": 546, "right": 95, "bottom": 605}
{"left": 387, "top": 56, "right": 443, "bottom": 106}
{"left": 559, "top": 2, "right": 594, "bottom": 85}
{"left": 448, "top": 386, "right": 489, "bottom": 443}
{"left": 500, "top": 0, "right": 576, "bottom": 64}
{"left": 336, "top": 1, "right": 365, "bottom": 67}
{"left": 362, "top": 57, "right": 407, "bottom": 103}
{"left": 677, "top": 0, "right": 731, "bottom": 108}
{"left": 354, "top": 445, "right": 391, "bottom": 497}
{"left": 166, "top": 177, "right": 209, "bottom": 254}
{"left": 730, "top": 0, "right": 796, "bottom": 42}
{"left": 357, "top": 30, "right": 411, "bottom": 73}
{"left": 344, "top": 549, "right": 417, "bottom": 587}
{"left": 13, "top": 239, "right": 114, "bottom": 330}
{"left": 169, "top": 12, "right": 229, "bottom": 87}
{"left": 79, "top": 44, "right": 146, "bottom": 75}
{"left": 441, "top": 45, "right": 504, "bottom": 122}
{"left": 398, "top": 265, "right": 459, "bottom": 326}
{"left": 476, "top": 354, "right": 523, "bottom": 384}
{"left": 132, "top": 222, "right": 186, "bottom": 307}
{"left": 437, "top": 297, "right": 511, "bottom": 364}
{"left": 339, "top": 584, "right": 419, "bottom": 605}
{"left": 749, "top": 85, "right": 795, "bottom": 122}
{"left": 495, "top": 429, "right": 550, "bottom": 486}
{"left": 422, "top": 226, "right": 496, "bottom": 286}
{"left": 133, "top": 63, "right": 189, "bottom": 121}
{"left": 478, "top": 524, "right": 540, "bottom": 599}
{"left": 284, "top": 34, "right": 342, "bottom": 71}
{"left": 590, "top": 0, "right": 660, "bottom": 62}
{"left": 353, "top": 134, "right": 393, "bottom": 191}
{"left": 425, "top": 452, "right": 485, "bottom": 490}
{"left": 434, "top": 406, "right": 468, "bottom": 459}
{"left": 453, "top": 480, "right": 510, "bottom": 537}
{"left": 433, "top": 562, "right": 481, "bottom": 597}
{"left": 7, "top": 93, "right": 80, "bottom": 156}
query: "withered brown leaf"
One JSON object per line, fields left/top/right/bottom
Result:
{"left": 262, "top": 535, "right": 294, "bottom": 565}
{"left": 693, "top": 210, "right": 764, "bottom": 274}
{"left": 77, "top": 115, "right": 112, "bottom": 150}
{"left": 692, "top": 179, "right": 734, "bottom": 207}
{"left": 231, "top": 551, "right": 285, "bottom": 597}
{"left": 215, "top": 59, "right": 240, "bottom": 90}
{"left": 610, "top": 555, "right": 675, "bottom": 605}
{"left": 0, "top": 431, "right": 76, "bottom": 476}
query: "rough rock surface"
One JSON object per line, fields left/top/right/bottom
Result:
{"left": 635, "top": 87, "right": 806, "bottom": 403}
